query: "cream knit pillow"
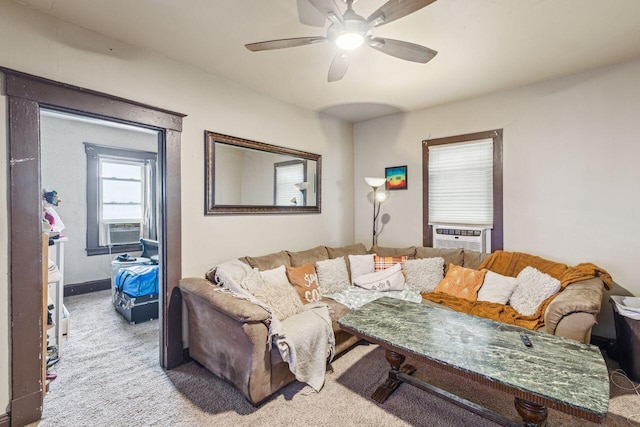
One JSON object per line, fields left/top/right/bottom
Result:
{"left": 315, "top": 257, "right": 351, "bottom": 295}
{"left": 509, "top": 267, "right": 561, "bottom": 316}
{"left": 404, "top": 257, "right": 444, "bottom": 292}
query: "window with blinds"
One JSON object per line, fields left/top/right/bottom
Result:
{"left": 85, "top": 143, "right": 157, "bottom": 255}
{"left": 428, "top": 138, "right": 494, "bottom": 226}
{"left": 274, "top": 160, "right": 305, "bottom": 206}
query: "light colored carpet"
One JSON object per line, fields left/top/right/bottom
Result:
{"left": 34, "top": 290, "right": 640, "bottom": 427}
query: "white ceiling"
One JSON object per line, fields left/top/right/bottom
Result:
{"left": 17, "top": 0, "right": 640, "bottom": 122}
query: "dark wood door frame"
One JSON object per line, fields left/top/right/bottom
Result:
{"left": 1, "top": 68, "right": 185, "bottom": 426}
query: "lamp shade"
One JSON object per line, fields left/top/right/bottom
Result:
{"left": 364, "top": 177, "right": 386, "bottom": 188}
{"left": 293, "top": 182, "right": 309, "bottom": 191}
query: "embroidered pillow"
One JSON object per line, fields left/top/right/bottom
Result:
{"left": 509, "top": 267, "right": 561, "bottom": 316}
{"left": 403, "top": 257, "right": 444, "bottom": 293}
{"left": 477, "top": 270, "right": 519, "bottom": 304}
{"left": 374, "top": 255, "right": 408, "bottom": 272}
{"left": 315, "top": 257, "right": 351, "bottom": 295}
{"left": 433, "top": 264, "right": 486, "bottom": 301}
{"left": 286, "top": 263, "right": 321, "bottom": 304}
{"left": 353, "top": 263, "right": 405, "bottom": 291}
{"left": 252, "top": 265, "right": 303, "bottom": 321}
{"left": 348, "top": 254, "right": 376, "bottom": 284}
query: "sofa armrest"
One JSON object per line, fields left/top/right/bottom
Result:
{"left": 544, "top": 277, "right": 604, "bottom": 340}
{"left": 179, "top": 277, "right": 269, "bottom": 323}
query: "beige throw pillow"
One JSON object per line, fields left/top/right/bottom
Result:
{"left": 348, "top": 254, "right": 375, "bottom": 285}
{"left": 477, "top": 270, "right": 518, "bottom": 304}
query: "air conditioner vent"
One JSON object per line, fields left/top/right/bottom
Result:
{"left": 433, "top": 226, "right": 489, "bottom": 252}
{"left": 106, "top": 222, "right": 141, "bottom": 246}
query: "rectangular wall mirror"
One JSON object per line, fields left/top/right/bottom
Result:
{"left": 205, "top": 131, "right": 321, "bottom": 214}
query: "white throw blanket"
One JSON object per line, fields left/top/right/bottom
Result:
{"left": 324, "top": 286, "right": 422, "bottom": 310}
{"left": 214, "top": 260, "right": 335, "bottom": 392}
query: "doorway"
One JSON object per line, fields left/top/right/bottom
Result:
{"left": 3, "top": 68, "right": 185, "bottom": 425}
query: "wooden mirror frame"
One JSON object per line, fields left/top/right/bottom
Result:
{"left": 205, "top": 131, "right": 322, "bottom": 215}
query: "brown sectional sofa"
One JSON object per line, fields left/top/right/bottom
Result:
{"left": 179, "top": 243, "right": 605, "bottom": 406}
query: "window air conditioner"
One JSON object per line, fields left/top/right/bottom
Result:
{"left": 106, "top": 222, "right": 142, "bottom": 245}
{"left": 433, "top": 226, "right": 489, "bottom": 253}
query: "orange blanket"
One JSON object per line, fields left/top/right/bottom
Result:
{"left": 422, "top": 251, "right": 612, "bottom": 330}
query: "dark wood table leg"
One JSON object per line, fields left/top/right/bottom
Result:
{"left": 371, "top": 349, "right": 416, "bottom": 403}
{"left": 515, "top": 397, "right": 548, "bottom": 427}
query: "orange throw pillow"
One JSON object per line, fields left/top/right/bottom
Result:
{"left": 374, "top": 255, "right": 408, "bottom": 271}
{"left": 433, "top": 264, "right": 486, "bottom": 301}
{"left": 286, "top": 263, "right": 321, "bottom": 304}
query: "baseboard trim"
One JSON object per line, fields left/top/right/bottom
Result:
{"left": 64, "top": 278, "right": 111, "bottom": 297}
{"left": 0, "top": 413, "right": 10, "bottom": 427}
{"left": 10, "top": 390, "right": 42, "bottom": 426}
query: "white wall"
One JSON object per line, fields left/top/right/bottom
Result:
{"left": 41, "top": 114, "right": 158, "bottom": 285}
{"left": 355, "top": 58, "right": 640, "bottom": 338}
{"left": 0, "top": 0, "right": 354, "bottom": 415}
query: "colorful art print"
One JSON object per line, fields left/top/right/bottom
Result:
{"left": 385, "top": 165, "right": 407, "bottom": 190}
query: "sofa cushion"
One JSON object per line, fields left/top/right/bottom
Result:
{"left": 404, "top": 257, "right": 444, "bottom": 293}
{"left": 348, "top": 254, "right": 375, "bottom": 284}
{"left": 287, "top": 246, "right": 329, "bottom": 267}
{"left": 246, "top": 250, "right": 291, "bottom": 271}
{"left": 354, "top": 263, "right": 405, "bottom": 291}
{"left": 477, "top": 270, "right": 518, "bottom": 304}
{"left": 370, "top": 245, "right": 416, "bottom": 258}
{"left": 323, "top": 297, "right": 351, "bottom": 333}
{"left": 326, "top": 243, "right": 368, "bottom": 258}
{"left": 434, "top": 264, "right": 486, "bottom": 301}
{"left": 315, "top": 257, "right": 351, "bottom": 295}
{"left": 374, "top": 255, "right": 408, "bottom": 272}
{"left": 286, "top": 263, "right": 321, "bottom": 304}
{"left": 510, "top": 267, "right": 561, "bottom": 316}
{"left": 463, "top": 250, "right": 491, "bottom": 270}
{"left": 415, "top": 247, "right": 464, "bottom": 272}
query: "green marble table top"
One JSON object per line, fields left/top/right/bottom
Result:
{"left": 339, "top": 297, "right": 609, "bottom": 418}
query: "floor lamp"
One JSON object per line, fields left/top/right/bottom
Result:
{"left": 364, "top": 177, "right": 387, "bottom": 247}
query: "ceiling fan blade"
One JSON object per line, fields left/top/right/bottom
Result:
{"left": 328, "top": 52, "right": 350, "bottom": 82}
{"left": 245, "top": 36, "right": 327, "bottom": 52}
{"left": 369, "top": 38, "right": 437, "bottom": 63}
{"left": 297, "top": 0, "right": 327, "bottom": 27}
{"left": 307, "top": 0, "right": 343, "bottom": 23}
{"left": 367, "top": 0, "right": 437, "bottom": 27}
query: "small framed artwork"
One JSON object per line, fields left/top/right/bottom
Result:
{"left": 385, "top": 165, "right": 408, "bottom": 190}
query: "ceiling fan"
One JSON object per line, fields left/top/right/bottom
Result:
{"left": 245, "top": 0, "right": 438, "bottom": 82}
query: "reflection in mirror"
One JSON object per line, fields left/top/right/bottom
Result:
{"left": 205, "top": 131, "right": 321, "bottom": 214}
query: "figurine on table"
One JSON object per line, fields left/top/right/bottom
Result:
{"left": 42, "top": 189, "right": 65, "bottom": 237}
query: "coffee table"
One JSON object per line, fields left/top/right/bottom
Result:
{"left": 338, "top": 297, "right": 609, "bottom": 427}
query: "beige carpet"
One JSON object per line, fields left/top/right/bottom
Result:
{"left": 35, "top": 290, "right": 640, "bottom": 427}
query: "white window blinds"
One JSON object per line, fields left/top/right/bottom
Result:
{"left": 428, "top": 138, "right": 494, "bottom": 226}
{"left": 275, "top": 162, "right": 304, "bottom": 206}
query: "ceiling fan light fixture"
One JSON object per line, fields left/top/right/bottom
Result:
{"left": 335, "top": 32, "right": 364, "bottom": 50}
